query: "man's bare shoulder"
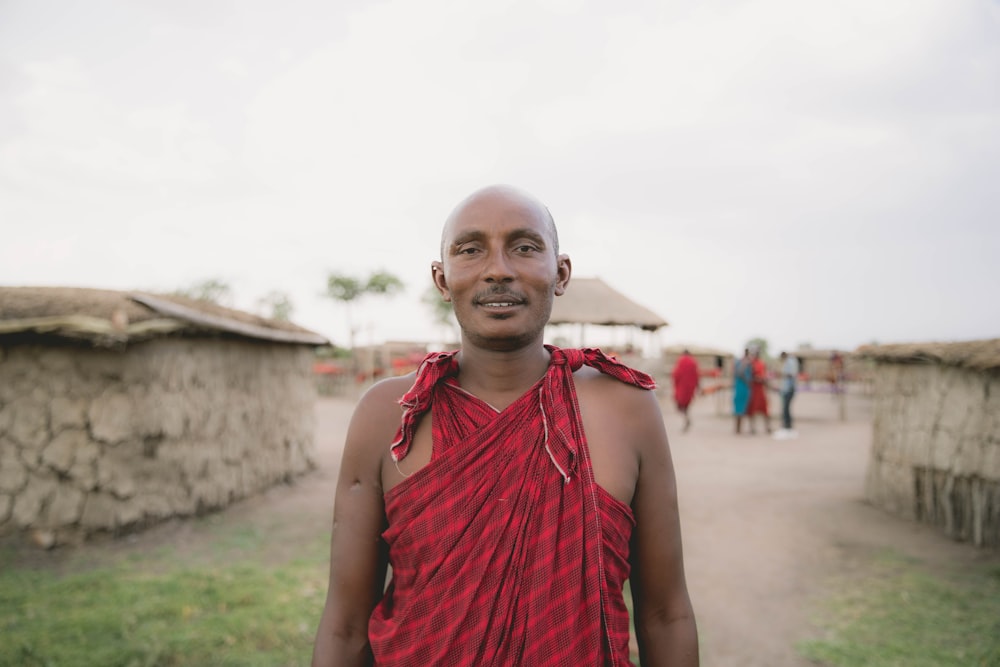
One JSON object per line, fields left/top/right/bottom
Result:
{"left": 347, "top": 373, "right": 416, "bottom": 448}
{"left": 573, "top": 364, "right": 660, "bottom": 411}
{"left": 356, "top": 373, "right": 416, "bottom": 410}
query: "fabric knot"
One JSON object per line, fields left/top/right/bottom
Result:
{"left": 392, "top": 350, "right": 459, "bottom": 461}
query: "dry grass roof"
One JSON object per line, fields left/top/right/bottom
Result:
{"left": 856, "top": 338, "right": 1000, "bottom": 372}
{"left": 0, "top": 286, "right": 328, "bottom": 347}
{"left": 549, "top": 277, "right": 667, "bottom": 331}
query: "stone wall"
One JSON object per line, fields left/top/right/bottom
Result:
{"left": 0, "top": 338, "right": 317, "bottom": 545}
{"left": 864, "top": 363, "right": 1000, "bottom": 547}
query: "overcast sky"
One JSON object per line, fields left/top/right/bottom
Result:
{"left": 2, "top": 0, "right": 998, "bottom": 355}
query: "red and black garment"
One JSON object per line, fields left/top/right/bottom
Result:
{"left": 369, "top": 346, "right": 656, "bottom": 666}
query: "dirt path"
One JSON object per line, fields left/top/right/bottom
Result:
{"left": 668, "top": 388, "right": 998, "bottom": 666}
{"left": 11, "top": 388, "right": 999, "bottom": 665}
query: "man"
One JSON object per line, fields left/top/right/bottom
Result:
{"left": 671, "top": 349, "right": 700, "bottom": 432}
{"left": 311, "top": 185, "right": 698, "bottom": 666}
{"left": 775, "top": 351, "right": 800, "bottom": 439}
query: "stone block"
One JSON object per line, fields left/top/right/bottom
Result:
{"left": 135, "top": 493, "right": 174, "bottom": 520}
{"left": 88, "top": 389, "right": 133, "bottom": 445}
{"left": 42, "top": 428, "right": 85, "bottom": 473}
{"left": 147, "top": 392, "right": 188, "bottom": 440}
{"left": 0, "top": 401, "right": 11, "bottom": 437}
{"left": 45, "top": 485, "right": 85, "bottom": 526}
{"left": 7, "top": 395, "right": 49, "bottom": 449}
{"left": 0, "top": 493, "right": 11, "bottom": 523}
{"left": 11, "top": 473, "right": 57, "bottom": 527}
{"left": 0, "top": 447, "right": 28, "bottom": 493}
{"left": 80, "top": 492, "right": 118, "bottom": 531}
{"left": 50, "top": 396, "right": 87, "bottom": 432}
{"left": 96, "top": 457, "right": 136, "bottom": 499}
{"left": 115, "top": 500, "right": 144, "bottom": 528}
{"left": 68, "top": 458, "right": 98, "bottom": 491}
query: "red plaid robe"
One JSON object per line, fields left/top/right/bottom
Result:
{"left": 369, "top": 346, "right": 656, "bottom": 666}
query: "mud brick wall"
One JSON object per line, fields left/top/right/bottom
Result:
{"left": 0, "top": 338, "right": 317, "bottom": 544}
{"left": 864, "top": 363, "right": 1000, "bottom": 548}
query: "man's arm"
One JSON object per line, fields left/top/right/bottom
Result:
{"left": 311, "top": 379, "right": 404, "bottom": 667}
{"left": 628, "top": 389, "right": 699, "bottom": 666}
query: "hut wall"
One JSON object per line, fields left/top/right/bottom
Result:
{"left": 0, "top": 338, "right": 317, "bottom": 543}
{"left": 864, "top": 363, "right": 1000, "bottom": 547}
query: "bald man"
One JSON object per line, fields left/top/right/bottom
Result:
{"left": 311, "top": 185, "right": 698, "bottom": 666}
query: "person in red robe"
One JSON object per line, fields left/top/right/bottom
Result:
{"left": 747, "top": 346, "right": 772, "bottom": 435}
{"left": 671, "top": 350, "right": 700, "bottom": 432}
{"left": 312, "top": 185, "right": 699, "bottom": 666}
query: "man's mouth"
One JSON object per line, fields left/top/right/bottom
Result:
{"left": 475, "top": 289, "right": 526, "bottom": 309}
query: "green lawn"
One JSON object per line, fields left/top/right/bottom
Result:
{"left": 798, "top": 549, "right": 1000, "bottom": 667}
{"left": 0, "top": 527, "right": 330, "bottom": 667}
{"left": 3, "top": 532, "right": 998, "bottom": 667}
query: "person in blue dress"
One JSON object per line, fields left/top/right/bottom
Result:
{"left": 732, "top": 348, "right": 753, "bottom": 434}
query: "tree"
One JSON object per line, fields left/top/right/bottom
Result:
{"left": 324, "top": 269, "right": 405, "bottom": 351}
{"left": 172, "top": 278, "right": 233, "bottom": 306}
{"left": 256, "top": 291, "right": 294, "bottom": 321}
{"left": 745, "top": 336, "right": 770, "bottom": 360}
{"left": 421, "top": 285, "right": 457, "bottom": 341}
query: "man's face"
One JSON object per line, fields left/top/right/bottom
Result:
{"left": 432, "top": 189, "right": 570, "bottom": 351}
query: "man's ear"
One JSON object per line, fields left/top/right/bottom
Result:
{"left": 554, "top": 254, "right": 572, "bottom": 296}
{"left": 431, "top": 261, "right": 451, "bottom": 302}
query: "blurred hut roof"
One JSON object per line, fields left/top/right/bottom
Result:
{"left": 663, "top": 344, "right": 733, "bottom": 357}
{"left": 0, "top": 286, "right": 329, "bottom": 347}
{"left": 792, "top": 347, "right": 853, "bottom": 360}
{"left": 855, "top": 338, "right": 1000, "bottom": 372}
{"left": 549, "top": 277, "right": 667, "bottom": 332}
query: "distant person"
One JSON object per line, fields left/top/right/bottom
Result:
{"left": 747, "top": 346, "right": 771, "bottom": 435}
{"left": 775, "top": 351, "right": 800, "bottom": 439}
{"left": 733, "top": 348, "right": 753, "bottom": 434}
{"left": 829, "top": 351, "right": 845, "bottom": 394}
{"left": 311, "top": 185, "right": 698, "bottom": 666}
{"left": 672, "top": 349, "right": 701, "bottom": 432}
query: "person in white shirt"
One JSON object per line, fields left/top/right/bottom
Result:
{"left": 777, "top": 351, "right": 800, "bottom": 437}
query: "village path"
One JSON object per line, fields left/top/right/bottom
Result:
{"left": 14, "top": 386, "right": 1000, "bottom": 666}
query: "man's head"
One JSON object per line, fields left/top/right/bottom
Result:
{"left": 438, "top": 186, "right": 560, "bottom": 259}
{"left": 432, "top": 185, "right": 571, "bottom": 351}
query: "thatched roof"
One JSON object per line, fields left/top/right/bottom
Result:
{"left": 791, "top": 347, "right": 853, "bottom": 361}
{"left": 0, "top": 287, "right": 329, "bottom": 347}
{"left": 855, "top": 338, "right": 1000, "bottom": 372}
{"left": 549, "top": 277, "right": 667, "bottom": 331}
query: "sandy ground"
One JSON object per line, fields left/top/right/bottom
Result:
{"left": 10, "top": 386, "right": 1000, "bottom": 666}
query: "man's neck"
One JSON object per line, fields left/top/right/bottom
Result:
{"left": 454, "top": 343, "right": 552, "bottom": 409}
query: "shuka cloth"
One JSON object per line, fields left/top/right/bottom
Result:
{"left": 748, "top": 357, "right": 769, "bottom": 416}
{"left": 370, "top": 346, "right": 655, "bottom": 666}
{"left": 671, "top": 354, "right": 700, "bottom": 409}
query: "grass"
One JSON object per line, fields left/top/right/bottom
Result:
{"left": 6, "top": 521, "right": 997, "bottom": 667}
{"left": 0, "top": 526, "right": 331, "bottom": 667}
{"left": 798, "top": 549, "right": 1000, "bottom": 667}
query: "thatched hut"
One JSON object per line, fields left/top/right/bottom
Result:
{"left": 547, "top": 277, "right": 668, "bottom": 376}
{"left": 548, "top": 277, "right": 667, "bottom": 333}
{"left": 858, "top": 339, "right": 1000, "bottom": 548}
{"left": 0, "top": 287, "right": 328, "bottom": 546}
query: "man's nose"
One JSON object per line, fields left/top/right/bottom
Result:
{"left": 483, "top": 249, "right": 515, "bottom": 282}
